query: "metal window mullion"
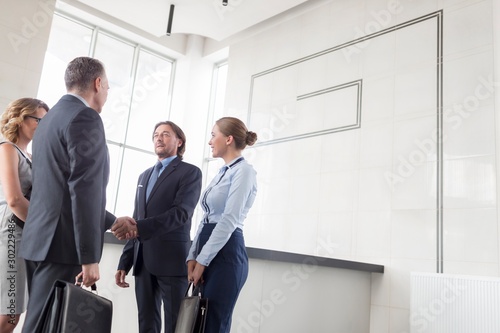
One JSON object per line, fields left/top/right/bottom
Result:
{"left": 436, "top": 11, "right": 444, "bottom": 274}
{"left": 111, "top": 45, "right": 141, "bottom": 214}
{"left": 89, "top": 26, "right": 99, "bottom": 57}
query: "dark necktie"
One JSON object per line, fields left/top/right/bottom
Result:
{"left": 146, "top": 161, "right": 163, "bottom": 200}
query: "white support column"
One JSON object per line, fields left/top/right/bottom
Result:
{"left": 0, "top": 0, "right": 56, "bottom": 108}
{"left": 170, "top": 34, "right": 215, "bottom": 166}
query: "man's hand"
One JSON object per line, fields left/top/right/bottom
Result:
{"left": 75, "top": 263, "right": 100, "bottom": 287}
{"left": 115, "top": 270, "right": 129, "bottom": 288}
{"left": 111, "top": 216, "right": 138, "bottom": 240}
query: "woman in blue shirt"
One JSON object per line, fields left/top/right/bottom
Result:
{"left": 187, "top": 117, "right": 257, "bottom": 333}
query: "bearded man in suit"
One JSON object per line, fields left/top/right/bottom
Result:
{"left": 113, "top": 121, "right": 202, "bottom": 333}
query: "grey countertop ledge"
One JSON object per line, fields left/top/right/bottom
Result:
{"left": 104, "top": 232, "right": 384, "bottom": 274}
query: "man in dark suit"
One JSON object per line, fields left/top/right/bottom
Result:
{"left": 113, "top": 121, "right": 202, "bottom": 333}
{"left": 19, "top": 57, "right": 135, "bottom": 332}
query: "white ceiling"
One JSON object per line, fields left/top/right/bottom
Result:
{"left": 74, "top": 0, "right": 309, "bottom": 42}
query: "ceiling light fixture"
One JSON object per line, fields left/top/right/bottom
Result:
{"left": 166, "top": 4, "right": 175, "bottom": 36}
{"left": 222, "top": 0, "right": 228, "bottom": 6}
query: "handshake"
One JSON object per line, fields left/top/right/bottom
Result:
{"left": 111, "top": 216, "right": 138, "bottom": 240}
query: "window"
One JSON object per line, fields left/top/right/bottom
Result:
{"left": 204, "top": 62, "right": 228, "bottom": 178}
{"left": 37, "top": 13, "right": 174, "bottom": 216}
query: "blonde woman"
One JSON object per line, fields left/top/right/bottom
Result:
{"left": 0, "top": 98, "right": 48, "bottom": 332}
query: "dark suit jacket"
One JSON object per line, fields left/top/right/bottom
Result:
{"left": 118, "top": 157, "right": 202, "bottom": 277}
{"left": 20, "top": 94, "right": 115, "bottom": 265}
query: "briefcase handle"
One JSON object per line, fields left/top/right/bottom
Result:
{"left": 185, "top": 282, "right": 203, "bottom": 297}
{"left": 76, "top": 279, "right": 99, "bottom": 294}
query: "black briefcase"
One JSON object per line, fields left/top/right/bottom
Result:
{"left": 174, "top": 283, "right": 208, "bottom": 333}
{"left": 34, "top": 280, "right": 113, "bottom": 333}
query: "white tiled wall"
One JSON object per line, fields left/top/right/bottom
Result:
{"left": 224, "top": 0, "right": 498, "bottom": 332}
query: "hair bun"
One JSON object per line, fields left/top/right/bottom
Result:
{"left": 245, "top": 131, "right": 257, "bottom": 146}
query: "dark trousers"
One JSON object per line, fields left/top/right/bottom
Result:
{"left": 21, "top": 261, "right": 81, "bottom": 333}
{"left": 198, "top": 224, "right": 248, "bottom": 333}
{"left": 134, "top": 260, "right": 187, "bottom": 333}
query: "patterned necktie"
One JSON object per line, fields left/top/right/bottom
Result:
{"left": 146, "top": 161, "right": 163, "bottom": 200}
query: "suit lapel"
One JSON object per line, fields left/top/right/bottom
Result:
{"left": 138, "top": 167, "right": 154, "bottom": 212}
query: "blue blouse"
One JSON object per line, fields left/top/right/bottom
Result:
{"left": 187, "top": 157, "right": 257, "bottom": 266}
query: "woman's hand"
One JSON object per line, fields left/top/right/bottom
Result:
{"left": 187, "top": 260, "right": 206, "bottom": 286}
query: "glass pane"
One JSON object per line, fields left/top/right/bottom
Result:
{"left": 125, "top": 50, "right": 173, "bottom": 150}
{"left": 37, "top": 15, "right": 92, "bottom": 107}
{"left": 213, "top": 63, "right": 227, "bottom": 121}
{"left": 204, "top": 63, "right": 228, "bottom": 158}
{"left": 106, "top": 143, "right": 122, "bottom": 214}
{"left": 114, "top": 148, "right": 157, "bottom": 217}
{"left": 94, "top": 33, "right": 135, "bottom": 143}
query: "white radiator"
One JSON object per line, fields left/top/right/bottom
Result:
{"left": 410, "top": 272, "right": 500, "bottom": 333}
